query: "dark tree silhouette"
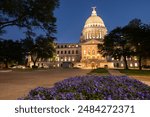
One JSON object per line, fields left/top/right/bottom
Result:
{"left": 99, "top": 27, "right": 134, "bottom": 69}
{"left": 0, "top": 40, "right": 24, "bottom": 68}
{"left": 124, "top": 19, "right": 150, "bottom": 70}
{"left": 22, "top": 35, "right": 55, "bottom": 68}
{"left": 0, "top": 0, "right": 59, "bottom": 36}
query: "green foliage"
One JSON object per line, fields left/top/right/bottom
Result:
{"left": 0, "top": 40, "right": 24, "bottom": 68}
{"left": 100, "top": 27, "right": 134, "bottom": 69}
{"left": 0, "top": 0, "right": 59, "bottom": 35}
{"left": 124, "top": 19, "right": 150, "bottom": 70}
{"left": 100, "top": 18, "right": 150, "bottom": 70}
{"left": 0, "top": 0, "right": 59, "bottom": 68}
{"left": 22, "top": 35, "right": 55, "bottom": 67}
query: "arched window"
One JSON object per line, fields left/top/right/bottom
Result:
{"left": 92, "top": 50, "right": 95, "bottom": 55}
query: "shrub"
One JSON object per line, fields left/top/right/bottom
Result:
{"left": 20, "top": 76, "right": 150, "bottom": 100}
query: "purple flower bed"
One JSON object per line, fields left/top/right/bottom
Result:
{"left": 20, "top": 76, "right": 150, "bottom": 100}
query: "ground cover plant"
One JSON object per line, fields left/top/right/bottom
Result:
{"left": 20, "top": 76, "right": 150, "bottom": 100}
{"left": 89, "top": 68, "right": 109, "bottom": 75}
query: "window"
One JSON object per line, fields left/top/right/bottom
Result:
{"left": 68, "top": 50, "right": 70, "bottom": 54}
{"left": 61, "top": 51, "right": 63, "bottom": 54}
{"left": 61, "top": 45, "right": 63, "bottom": 48}
{"left": 57, "top": 51, "right": 59, "bottom": 54}
{"left": 57, "top": 57, "right": 60, "bottom": 61}
{"left": 128, "top": 58, "right": 131, "bottom": 60}
{"left": 83, "top": 50, "right": 86, "bottom": 55}
{"left": 130, "top": 63, "right": 133, "bottom": 67}
{"left": 68, "top": 57, "right": 71, "bottom": 61}
{"left": 135, "top": 63, "right": 138, "bottom": 67}
{"left": 65, "top": 51, "right": 67, "bottom": 54}
{"left": 72, "top": 50, "right": 74, "bottom": 54}
{"left": 76, "top": 50, "right": 78, "bottom": 54}
{"left": 61, "top": 57, "right": 63, "bottom": 61}
{"left": 64, "top": 57, "right": 67, "bottom": 61}
{"left": 72, "top": 58, "right": 75, "bottom": 61}
{"left": 88, "top": 50, "right": 90, "bottom": 55}
{"left": 92, "top": 50, "right": 95, "bottom": 55}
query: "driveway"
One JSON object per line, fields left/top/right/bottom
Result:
{"left": 0, "top": 68, "right": 90, "bottom": 100}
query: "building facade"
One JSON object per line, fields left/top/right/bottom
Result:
{"left": 28, "top": 7, "right": 141, "bottom": 69}
{"left": 52, "top": 7, "right": 114, "bottom": 69}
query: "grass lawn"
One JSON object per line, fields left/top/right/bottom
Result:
{"left": 118, "top": 69, "right": 150, "bottom": 76}
{"left": 89, "top": 68, "right": 109, "bottom": 75}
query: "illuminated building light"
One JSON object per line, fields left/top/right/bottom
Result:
{"left": 121, "top": 64, "right": 124, "bottom": 67}
{"left": 135, "top": 63, "right": 138, "bottom": 67}
{"left": 72, "top": 58, "right": 75, "bottom": 61}
{"left": 130, "top": 63, "right": 133, "bottom": 67}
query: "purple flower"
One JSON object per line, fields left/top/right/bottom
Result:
{"left": 20, "top": 75, "right": 150, "bottom": 100}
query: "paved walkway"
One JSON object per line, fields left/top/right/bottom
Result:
{"left": 0, "top": 68, "right": 90, "bottom": 100}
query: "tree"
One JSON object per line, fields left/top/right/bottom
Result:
{"left": 124, "top": 19, "right": 150, "bottom": 70}
{"left": 22, "top": 35, "right": 55, "bottom": 68}
{"left": 99, "top": 27, "right": 134, "bottom": 69}
{"left": 0, "top": 0, "right": 59, "bottom": 35}
{"left": 0, "top": 40, "right": 24, "bottom": 68}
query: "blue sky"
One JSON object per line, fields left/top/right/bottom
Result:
{"left": 2, "top": 0, "right": 150, "bottom": 43}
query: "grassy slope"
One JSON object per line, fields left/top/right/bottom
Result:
{"left": 89, "top": 68, "right": 109, "bottom": 75}
{"left": 119, "top": 69, "right": 150, "bottom": 76}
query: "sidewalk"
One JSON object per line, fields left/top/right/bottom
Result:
{"left": 0, "top": 70, "right": 12, "bottom": 73}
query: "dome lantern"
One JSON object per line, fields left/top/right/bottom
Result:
{"left": 91, "top": 7, "right": 97, "bottom": 16}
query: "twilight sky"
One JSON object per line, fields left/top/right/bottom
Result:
{"left": 2, "top": 0, "right": 150, "bottom": 43}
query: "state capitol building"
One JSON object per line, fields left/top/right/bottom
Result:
{"left": 28, "top": 7, "right": 141, "bottom": 69}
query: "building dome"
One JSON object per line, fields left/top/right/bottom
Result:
{"left": 80, "top": 7, "right": 107, "bottom": 42}
{"left": 84, "top": 7, "right": 105, "bottom": 28}
{"left": 85, "top": 16, "right": 105, "bottom": 27}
